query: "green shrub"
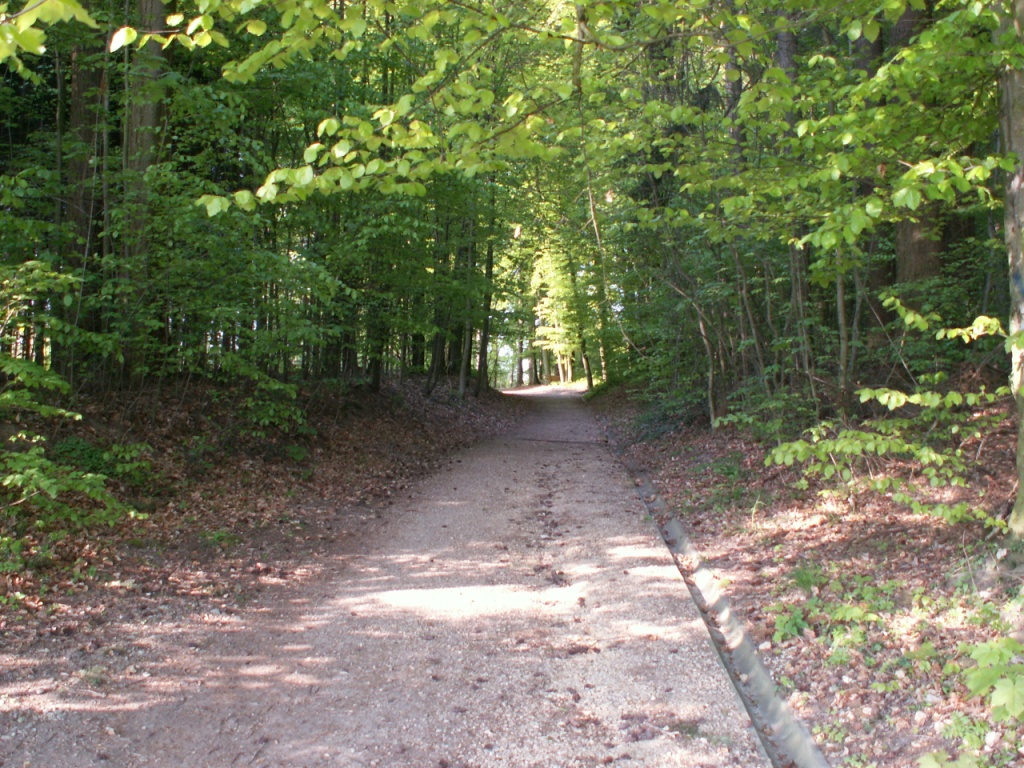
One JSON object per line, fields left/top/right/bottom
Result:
{"left": 767, "top": 302, "right": 1009, "bottom": 525}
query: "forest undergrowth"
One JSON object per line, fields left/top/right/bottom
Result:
{"left": 593, "top": 386, "right": 1024, "bottom": 768}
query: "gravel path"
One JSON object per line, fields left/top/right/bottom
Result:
{"left": 1, "top": 387, "right": 767, "bottom": 767}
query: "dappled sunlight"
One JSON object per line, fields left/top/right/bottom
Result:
{"left": 351, "top": 583, "right": 580, "bottom": 619}
{"left": 617, "top": 619, "right": 701, "bottom": 643}
{"left": 234, "top": 665, "right": 321, "bottom": 687}
{"left": 606, "top": 541, "right": 661, "bottom": 557}
{"left": 278, "top": 644, "right": 318, "bottom": 654}
{"left": 621, "top": 563, "right": 688, "bottom": 582}
{"left": 12, "top": 699, "right": 162, "bottom": 714}
{"left": 503, "top": 383, "right": 588, "bottom": 399}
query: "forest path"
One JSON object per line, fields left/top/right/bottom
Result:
{"left": 1, "top": 387, "right": 767, "bottom": 767}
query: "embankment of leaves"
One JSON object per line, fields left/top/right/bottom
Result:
{"left": 0, "top": 377, "right": 525, "bottom": 648}
{"left": 590, "top": 386, "right": 1024, "bottom": 768}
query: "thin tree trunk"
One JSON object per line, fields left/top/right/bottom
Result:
{"left": 836, "top": 264, "right": 850, "bottom": 405}
{"left": 473, "top": 242, "right": 494, "bottom": 397}
{"left": 458, "top": 280, "right": 474, "bottom": 398}
{"left": 580, "top": 334, "right": 593, "bottom": 390}
{"left": 515, "top": 337, "right": 525, "bottom": 386}
{"left": 697, "top": 314, "right": 717, "bottom": 425}
{"left": 730, "top": 244, "right": 766, "bottom": 385}
{"left": 789, "top": 244, "right": 818, "bottom": 407}
{"left": 999, "top": 0, "right": 1024, "bottom": 536}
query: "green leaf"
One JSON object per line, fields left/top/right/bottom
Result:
{"left": 246, "top": 19, "right": 267, "bottom": 36}
{"left": 318, "top": 118, "right": 340, "bottom": 137}
{"left": 110, "top": 26, "right": 138, "bottom": 52}
{"left": 303, "top": 143, "right": 323, "bottom": 163}
{"left": 348, "top": 18, "right": 367, "bottom": 38}
{"left": 991, "top": 676, "right": 1024, "bottom": 719}
{"left": 396, "top": 94, "right": 414, "bottom": 117}
{"left": 893, "top": 186, "right": 922, "bottom": 211}
{"left": 331, "top": 139, "right": 353, "bottom": 159}
{"left": 196, "top": 194, "right": 229, "bottom": 217}
{"left": 233, "top": 190, "right": 256, "bottom": 211}
{"left": 971, "top": 639, "right": 1024, "bottom": 667}
{"left": 291, "top": 165, "right": 315, "bottom": 187}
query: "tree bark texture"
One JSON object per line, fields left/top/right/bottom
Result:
{"left": 1000, "top": 1, "right": 1024, "bottom": 536}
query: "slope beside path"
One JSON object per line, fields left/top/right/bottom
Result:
{"left": 1, "top": 386, "right": 767, "bottom": 767}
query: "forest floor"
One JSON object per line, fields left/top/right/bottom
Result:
{"left": 592, "top": 387, "right": 1024, "bottom": 768}
{"left": 0, "top": 380, "right": 1021, "bottom": 767}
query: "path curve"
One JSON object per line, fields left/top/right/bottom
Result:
{"left": 2, "top": 387, "right": 768, "bottom": 767}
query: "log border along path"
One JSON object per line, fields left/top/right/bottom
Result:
{"left": 1, "top": 386, "right": 810, "bottom": 767}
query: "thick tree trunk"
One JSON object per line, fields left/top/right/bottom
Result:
{"left": 1000, "top": 0, "right": 1024, "bottom": 536}
{"left": 66, "top": 46, "right": 103, "bottom": 249}
{"left": 410, "top": 333, "right": 426, "bottom": 370}
{"left": 119, "top": 0, "right": 168, "bottom": 383}
{"left": 895, "top": 211, "right": 942, "bottom": 284}
{"left": 366, "top": 329, "right": 385, "bottom": 392}
{"left": 54, "top": 38, "right": 107, "bottom": 384}
{"left": 892, "top": 8, "right": 941, "bottom": 298}
{"left": 457, "top": 238, "right": 475, "bottom": 398}
{"left": 423, "top": 330, "right": 446, "bottom": 396}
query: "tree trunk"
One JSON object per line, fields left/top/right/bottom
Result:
{"left": 457, "top": 237, "right": 475, "bottom": 398}
{"left": 836, "top": 263, "right": 851, "bottom": 404}
{"left": 411, "top": 332, "right": 426, "bottom": 369}
{"left": 892, "top": 8, "right": 941, "bottom": 299}
{"left": 895, "top": 211, "right": 942, "bottom": 284}
{"left": 515, "top": 337, "right": 525, "bottom": 386}
{"left": 473, "top": 242, "right": 494, "bottom": 397}
{"left": 580, "top": 335, "right": 594, "bottom": 391}
{"left": 119, "top": 0, "right": 168, "bottom": 383}
{"left": 1000, "top": 0, "right": 1024, "bottom": 536}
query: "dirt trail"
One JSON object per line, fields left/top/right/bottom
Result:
{"left": 1, "top": 387, "right": 767, "bottom": 767}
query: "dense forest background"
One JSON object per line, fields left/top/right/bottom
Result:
{"left": 1, "top": 3, "right": 1022, "bottom": 553}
